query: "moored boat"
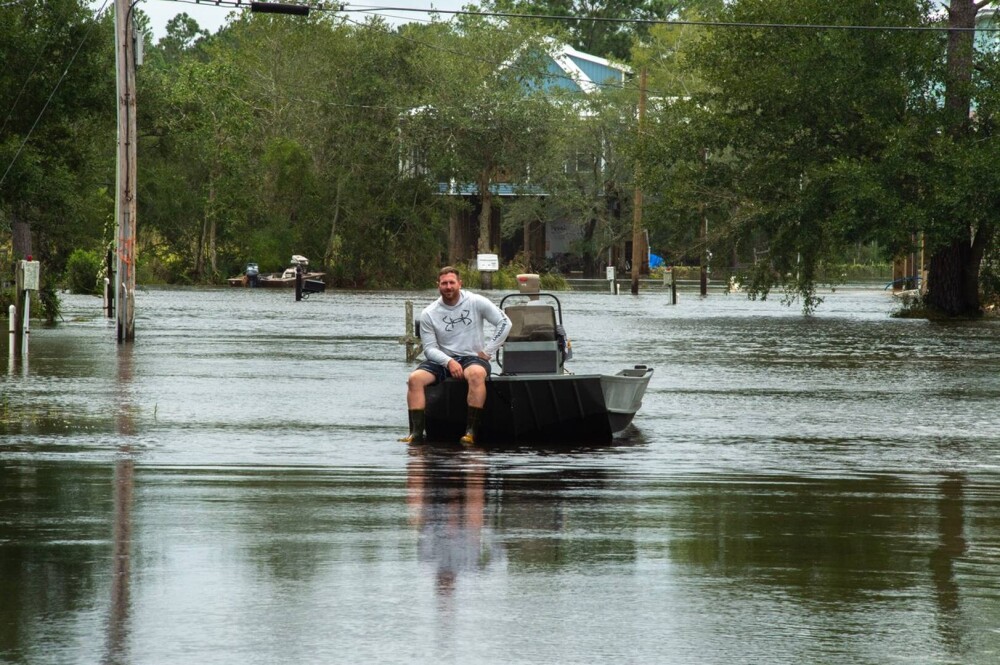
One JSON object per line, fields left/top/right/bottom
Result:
{"left": 258, "top": 267, "right": 326, "bottom": 287}
{"left": 228, "top": 255, "right": 325, "bottom": 287}
{"left": 422, "top": 274, "right": 653, "bottom": 445}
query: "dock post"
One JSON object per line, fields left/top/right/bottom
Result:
{"left": 106, "top": 250, "right": 115, "bottom": 318}
{"left": 7, "top": 305, "right": 14, "bottom": 362}
{"left": 398, "top": 300, "right": 423, "bottom": 363}
{"left": 21, "top": 290, "right": 30, "bottom": 357}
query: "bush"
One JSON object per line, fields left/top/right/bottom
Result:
{"left": 65, "top": 249, "right": 103, "bottom": 295}
{"left": 460, "top": 264, "right": 569, "bottom": 291}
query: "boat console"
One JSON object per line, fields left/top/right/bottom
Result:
{"left": 501, "top": 304, "right": 561, "bottom": 374}
{"left": 498, "top": 273, "right": 570, "bottom": 375}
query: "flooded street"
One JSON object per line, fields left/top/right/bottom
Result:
{"left": 2, "top": 285, "right": 999, "bottom": 664}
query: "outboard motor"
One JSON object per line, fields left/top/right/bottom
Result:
{"left": 245, "top": 262, "right": 260, "bottom": 287}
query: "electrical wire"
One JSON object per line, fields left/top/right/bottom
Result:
{"left": 0, "top": 16, "right": 58, "bottom": 138}
{"left": 0, "top": 0, "right": 114, "bottom": 189}
{"left": 342, "top": 5, "right": 1000, "bottom": 33}
{"left": 155, "top": 0, "right": 1000, "bottom": 33}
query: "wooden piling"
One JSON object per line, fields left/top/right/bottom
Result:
{"left": 398, "top": 300, "right": 422, "bottom": 363}
{"left": 664, "top": 268, "right": 677, "bottom": 305}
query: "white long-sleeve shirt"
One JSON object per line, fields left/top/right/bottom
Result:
{"left": 419, "top": 291, "right": 511, "bottom": 365}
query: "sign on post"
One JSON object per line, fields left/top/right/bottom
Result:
{"left": 477, "top": 254, "right": 499, "bottom": 272}
{"left": 20, "top": 261, "right": 40, "bottom": 291}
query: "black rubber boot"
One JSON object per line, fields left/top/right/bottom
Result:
{"left": 399, "top": 409, "right": 426, "bottom": 444}
{"left": 460, "top": 406, "right": 483, "bottom": 446}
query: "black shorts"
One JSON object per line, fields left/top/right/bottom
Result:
{"left": 415, "top": 356, "right": 491, "bottom": 385}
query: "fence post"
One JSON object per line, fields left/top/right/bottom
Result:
{"left": 398, "top": 300, "right": 422, "bottom": 363}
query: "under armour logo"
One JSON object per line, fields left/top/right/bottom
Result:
{"left": 443, "top": 310, "right": 472, "bottom": 331}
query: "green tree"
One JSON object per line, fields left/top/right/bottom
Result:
{"left": 402, "top": 17, "right": 564, "bottom": 283}
{"left": 920, "top": 0, "right": 999, "bottom": 316}
{"left": 140, "top": 12, "right": 446, "bottom": 286}
{"left": 505, "top": 83, "right": 635, "bottom": 276}
{"left": 486, "top": 0, "right": 724, "bottom": 60}
{"left": 639, "top": 0, "right": 977, "bottom": 312}
{"left": 0, "top": 0, "right": 114, "bottom": 279}
{"left": 139, "top": 26, "right": 254, "bottom": 283}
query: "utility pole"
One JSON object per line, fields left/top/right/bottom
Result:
{"left": 630, "top": 67, "right": 647, "bottom": 296}
{"left": 699, "top": 148, "right": 708, "bottom": 297}
{"left": 114, "top": 0, "right": 137, "bottom": 342}
{"left": 700, "top": 212, "right": 708, "bottom": 296}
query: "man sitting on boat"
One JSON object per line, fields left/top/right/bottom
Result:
{"left": 400, "top": 266, "right": 512, "bottom": 446}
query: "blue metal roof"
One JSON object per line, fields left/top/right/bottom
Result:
{"left": 437, "top": 182, "right": 547, "bottom": 197}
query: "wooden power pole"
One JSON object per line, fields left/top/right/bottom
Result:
{"left": 630, "top": 67, "right": 647, "bottom": 295}
{"left": 114, "top": 0, "right": 137, "bottom": 342}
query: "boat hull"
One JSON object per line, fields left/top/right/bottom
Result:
{"left": 424, "top": 367, "right": 652, "bottom": 445}
{"left": 258, "top": 272, "right": 325, "bottom": 287}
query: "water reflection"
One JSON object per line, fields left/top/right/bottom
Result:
{"left": 104, "top": 345, "right": 136, "bottom": 665}
{"left": 931, "top": 473, "right": 966, "bottom": 658}
{"left": 406, "top": 447, "right": 503, "bottom": 603}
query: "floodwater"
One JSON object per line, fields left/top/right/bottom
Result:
{"left": 1, "top": 285, "right": 999, "bottom": 665}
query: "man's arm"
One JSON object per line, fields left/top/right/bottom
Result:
{"left": 480, "top": 299, "right": 512, "bottom": 359}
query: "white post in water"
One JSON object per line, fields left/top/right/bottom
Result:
{"left": 8, "top": 305, "right": 14, "bottom": 362}
{"left": 15, "top": 259, "right": 39, "bottom": 358}
{"left": 21, "top": 291, "right": 30, "bottom": 357}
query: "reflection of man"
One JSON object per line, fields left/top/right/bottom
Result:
{"left": 400, "top": 267, "right": 511, "bottom": 445}
{"left": 406, "top": 449, "right": 503, "bottom": 599}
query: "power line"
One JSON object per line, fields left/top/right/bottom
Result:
{"left": 346, "top": 5, "right": 1000, "bottom": 32}
{"left": 0, "top": 0, "right": 113, "bottom": 189}
{"left": 156, "top": 0, "right": 1000, "bottom": 32}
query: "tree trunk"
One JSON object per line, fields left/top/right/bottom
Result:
{"left": 925, "top": 1, "right": 984, "bottom": 316}
{"left": 324, "top": 178, "right": 343, "bottom": 267}
{"left": 580, "top": 216, "right": 600, "bottom": 278}
{"left": 195, "top": 211, "right": 206, "bottom": 280}
{"left": 208, "top": 212, "right": 217, "bottom": 278}
{"left": 477, "top": 181, "right": 492, "bottom": 254}
{"left": 944, "top": 0, "right": 976, "bottom": 138}
{"left": 207, "top": 177, "right": 218, "bottom": 279}
{"left": 926, "top": 230, "right": 980, "bottom": 316}
{"left": 11, "top": 210, "right": 31, "bottom": 259}
{"left": 448, "top": 205, "right": 461, "bottom": 266}
{"left": 478, "top": 172, "right": 493, "bottom": 289}
{"left": 521, "top": 221, "right": 529, "bottom": 269}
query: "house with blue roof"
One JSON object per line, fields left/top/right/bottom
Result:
{"left": 401, "top": 38, "right": 631, "bottom": 271}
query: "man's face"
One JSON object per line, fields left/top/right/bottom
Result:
{"left": 438, "top": 272, "right": 461, "bottom": 303}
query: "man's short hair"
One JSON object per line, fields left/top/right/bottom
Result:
{"left": 438, "top": 266, "right": 461, "bottom": 280}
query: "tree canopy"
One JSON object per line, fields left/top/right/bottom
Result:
{"left": 2, "top": 0, "right": 999, "bottom": 316}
